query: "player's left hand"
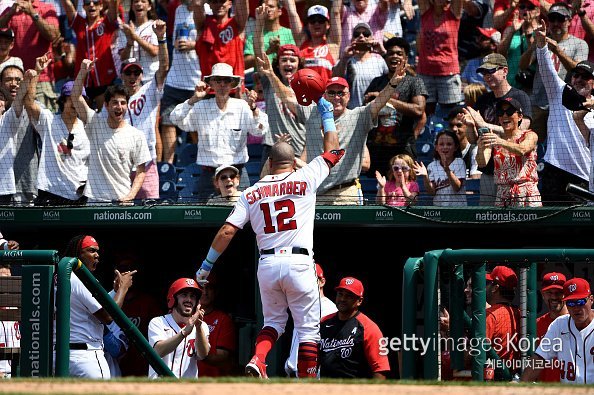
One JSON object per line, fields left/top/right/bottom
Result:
{"left": 7, "top": 240, "right": 19, "bottom": 250}
{"left": 196, "top": 259, "right": 212, "bottom": 285}
{"left": 317, "top": 97, "right": 334, "bottom": 117}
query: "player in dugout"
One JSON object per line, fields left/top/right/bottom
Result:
{"left": 521, "top": 278, "right": 594, "bottom": 384}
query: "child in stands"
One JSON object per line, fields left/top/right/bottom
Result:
{"left": 413, "top": 130, "right": 467, "bottom": 206}
{"left": 375, "top": 154, "right": 419, "bottom": 206}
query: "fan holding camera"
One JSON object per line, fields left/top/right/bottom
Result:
{"left": 332, "top": 22, "right": 387, "bottom": 109}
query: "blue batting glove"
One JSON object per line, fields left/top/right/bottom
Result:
{"left": 317, "top": 97, "right": 336, "bottom": 132}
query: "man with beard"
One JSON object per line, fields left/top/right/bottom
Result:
{"left": 521, "top": 278, "right": 594, "bottom": 384}
{"left": 319, "top": 277, "right": 390, "bottom": 378}
{"left": 148, "top": 278, "right": 210, "bottom": 378}
{"left": 535, "top": 20, "right": 591, "bottom": 204}
{"left": 535, "top": 272, "right": 568, "bottom": 382}
{"left": 72, "top": 59, "right": 151, "bottom": 203}
{"left": 120, "top": 19, "right": 169, "bottom": 200}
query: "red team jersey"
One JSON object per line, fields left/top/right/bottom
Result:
{"left": 197, "top": 309, "right": 237, "bottom": 377}
{"left": 536, "top": 313, "right": 562, "bottom": 382}
{"left": 486, "top": 303, "right": 520, "bottom": 365}
{"left": 196, "top": 16, "right": 245, "bottom": 79}
{"left": 72, "top": 14, "right": 118, "bottom": 87}
{"left": 299, "top": 40, "right": 335, "bottom": 84}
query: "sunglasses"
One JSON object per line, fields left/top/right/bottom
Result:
{"left": 548, "top": 14, "right": 568, "bottom": 23}
{"left": 219, "top": 174, "right": 237, "bottom": 181}
{"left": 308, "top": 17, "right": 327, "bottom": 25}
{"left": 83, "top": 0, "right": 100, "bottom": 5}
{"left": 392, "top": 165, "right": 410, "bottom": 171}
{"left": 573, "top": 72, "right": 593, "bottom": 81}
{"left": 565, "top": 297, "right": 589, "bottom": 307}
{"left": 66, "top": 133, "right": 74, "bottom": 150}
{"left": 481, "top": 67, "right": 502, "bottom": 75}
{"left": 326, "top": 90, "right": 347, "bottom": 98}
{"left": 518, "top": 3, "right": 535, "bottom": 10}
{"left": 496, "top": 107, "right": 518, "bottom": 117}
{"left": 211, "top": 77, "right": 233, "bottom": 84}
{"left": 353, "top": 30, "right": 372, "bottom": 38}
{"left": 123, "top": 69, "right": 142, "bottom": 76}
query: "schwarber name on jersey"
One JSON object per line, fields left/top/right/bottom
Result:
{"left": 226, "top": 156, "right": 330, "bottom": 251}
{"left": 536, "top": 314, "right": 594, "bottom": 384}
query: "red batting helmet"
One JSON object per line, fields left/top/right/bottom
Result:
{"left": 166, "top": 278, "right": 201, "bottom": 309}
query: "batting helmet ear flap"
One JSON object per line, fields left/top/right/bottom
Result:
{"left": 167, "top": 278, "right": 201, "bottom": 309}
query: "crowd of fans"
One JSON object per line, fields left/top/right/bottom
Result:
{"left": 0, "top": 0, "right": 593, "bottom": 207}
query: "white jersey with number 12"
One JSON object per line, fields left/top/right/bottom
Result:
{"left": 226, "top": 156, "right": 330, "bottom": 251}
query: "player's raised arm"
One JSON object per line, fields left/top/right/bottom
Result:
{"left": 317, "top": 97, "right": 344, "bottom": 167}
{"left": 72, "top": 59, "right": 94, "bottom": 124}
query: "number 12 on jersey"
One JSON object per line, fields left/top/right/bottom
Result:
{"left": 260, "top": 199, "right": 297, "bottom": 234}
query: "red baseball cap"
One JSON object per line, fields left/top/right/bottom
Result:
{"left": 278, "top": 44, "right": 300, "bottom": 58}
{"left": 335, "top": 277, "right": 364, "bottom": 298}
{"left": 325, "top": 76, "right": 349, "bottom": 90}
{"left": 542, "top": 272, "right": 566, "bottom": 292}
{"left": 81, "top": 236, "right": 99, "bottom": 250}
{"left": 563, "top": 278, "right": 592, "bottom": 301}
{"left": 477, "top": 27, "right": 501, "bottom": 43}
{"left": 486, "top": 266, "right": 518, "bottom": 289}
{"left": 315, "top": 263, "right": 324, "bottom": 279}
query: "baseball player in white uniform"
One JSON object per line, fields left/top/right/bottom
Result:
{"left": 148, "top": 278, "right": 210, "bottom": 378}
{"left": 59, "top": 235, "right": 134, "bottom": 379}
{"left": 0, "top": 263, "right": 19, "bottom": 378}
{"left": 196, "top": 97, "right": 344, "bottom": 378}
{"left": 521, "top": 277, "right": 594, "bottom": 384}
{"left": 285, "top": 263, "right": 337, "bottom": 377}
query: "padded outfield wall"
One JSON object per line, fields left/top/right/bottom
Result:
{"left": 1, "top": 205, "right": 593, "bottom": 378}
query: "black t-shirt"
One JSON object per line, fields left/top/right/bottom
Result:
{"left": 319, "top": 311, "right": 388, "bottom": 378}
{"left": 474, "top": 87, "right": 533, "bottom": 174}
{"left": 364, "top": 73, "right": 428, "bottom": 150}
{"left": 457, "top": 0, "right": 489, "bottom": 61}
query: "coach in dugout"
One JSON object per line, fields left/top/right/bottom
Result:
{"left": 319, "top": 277, "right": 390, "bottom": 378}
{"left": 485, "top": 265, "right": 520, "bottom": 376}
{"left": 535, "top": 272, "right": 568, "bottom": 382}
{"left": 521, "top": 278, "right": 594, "bottom": 384}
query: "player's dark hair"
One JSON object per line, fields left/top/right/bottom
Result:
{"left": 63, "top": 235, "right": 86, "bottom": 259}
{"left": 384, "top": 37, "right": 410, "bottom": 58}
{"left": 259, "top": 0, "right": 283, "bottom": 7}
{"left": 433, "top": 130, "right": 462, "bottom": 160}
{"left": 104, "top": 84, "right": 130, "bottom": 105}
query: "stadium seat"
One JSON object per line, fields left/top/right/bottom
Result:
{"left": 415, "top": 177, "right": 433, "bottom": 206}
{"left": 416, "top": 141, "right": 434, "bottom": 166}
{"left": 177, "top": 144, "right": 197, "bottom": 167}
{"left": 247, "top": 144, "right": 264, "bottom": 161}
{"left": 157, "top": 162, "right": 177, "bottom": 182}
{"left": 159, "top": 180, "right": 179, "bottom": 201}
{"left": 465, "top": 178, "right": 481, "bottom": 206}
{"left": 358, "top": 176, "right": 378, "bottom": 204}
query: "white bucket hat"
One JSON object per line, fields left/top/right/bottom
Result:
{"left": 204, "top": 63, "right": 242, "bottom": 89}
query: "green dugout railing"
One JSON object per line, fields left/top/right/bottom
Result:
{"left": 401, "top": 248, "right": 594, "bottom": 381}
{"left": 55, "top": 257, "right": 175, "bottom": 377}
{"left": 0, "top": 250, "right": 58, "bottom": 377}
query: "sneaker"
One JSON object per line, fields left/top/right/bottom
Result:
{"left": 245, "top": 355, "right": 268, "bottom": 379}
